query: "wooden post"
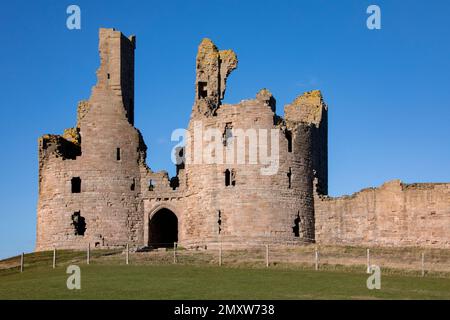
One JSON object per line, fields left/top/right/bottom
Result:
{"left": 315, "top": 247, "right": 319, "bottom": 271}
{"left": 265, "top": 244, "right": 269, "bottom": 268}
{"left": 173, "top": 242, "right": 177, "bottom": 264}
{"left": 53, "top": 248, "right": 56, "bottom": 269}
{"left": 421, "top": 252, "right": 425, "bottom": 277}
{"left": 126, "top": 243, "right": 129, "bottom": 265}
{"left": 87, "top": 243, "right": 90, "bottom": 265}
{"left": 219, "top": 243, "right": 222, "bottom": 266}
{"left": 366, "top": 249, "right": 371, "bottom": 274}
{"left": 20, "top": 253, "right": 24, "bottom": 273}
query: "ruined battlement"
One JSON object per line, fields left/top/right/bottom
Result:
{"left": 284, "top": 90, "right": 327, "bottom": 127}
{"left": 193, "top": 38, "right": 238, "bottom": 117}
{"left": 38, "top": 134, "right": 81, "bottom": 161}
{"left": 36, "top": 29, "right": 449, "bottom": 252}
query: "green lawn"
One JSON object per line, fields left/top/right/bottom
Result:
{"left": 1, "top": 264, "right": 449, "bottom": 300}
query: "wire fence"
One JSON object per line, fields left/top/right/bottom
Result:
{"left": 2, "top": 243, "right": 450, "bottom": 278}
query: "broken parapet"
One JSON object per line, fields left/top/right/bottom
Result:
{"left": 285, "top": 90, "right": 328, "bottom": 196}
{"left": 256, "top": 88, "right": 276, "bottom": 113}
{"left": 41, "top": 99, "right": 89, "bottom": 157}
{"left": 285, "top": 90, "right": 327, "bottom": 127}
{"left": 38, "top": 134, "right": 81, "bottom": 161}
{"left": 62, "top": 128, "right": 80, "bottom": 145}
{"left": 39, "top": 99, "right": 89, "bottom": 160}
{"left": 61, "top": 100, "right": 90, "bottom": 145}
{"left": 76, "top": 100, "right": 90, "bottom": 125}
{"left": 38, "top": 28, "right": 138, "bottom": 168}
{"left": 194, "top": 38, "right": 238, "bottom": 117}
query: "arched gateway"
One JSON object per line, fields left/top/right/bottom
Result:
{"left": 148, "top": 208, "right": 178, "bottom": 248}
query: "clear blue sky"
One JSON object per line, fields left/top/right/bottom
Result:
{"left": 0, "top": 0, "right": 449, "bottom": 259}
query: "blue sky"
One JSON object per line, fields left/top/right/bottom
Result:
{"left": 0, "top": 0, "right": 449, "bottom": 259}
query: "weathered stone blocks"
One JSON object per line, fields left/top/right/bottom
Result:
{"left": 36, "top": 28, "right": 449, "bottom": 252}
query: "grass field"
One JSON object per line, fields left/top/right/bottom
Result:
{"left": 1, "top": 249, "right": 449, "bottom": 300}
{"left": 1, "top": 264, "right": 450, "bottom": 299}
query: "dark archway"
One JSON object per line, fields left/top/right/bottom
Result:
{"left": 149, "top": 208, "right": 178, "bottom": 248}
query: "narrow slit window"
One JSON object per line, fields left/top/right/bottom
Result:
{"left": 116, "top": 148, "right": 121, "bottom": 161}
{"left": 71, "top": 177, "right": 81, "bottom": 193}
{"left": 107, "top": 73, "right": 110, "bottom": 79}
{"left": 286, "top": 130, "right": 293, "bottom": 153}
{"left": 293, "top": 212, "right": 300, "bottom": 237}
{"left": 287, "top": 168, "right": 292, "bottom": 189}
{"left": 217, "top": 210, "right": 222, "bottom": 235}
{"left": 149, "top": 179, "right": 154, "bottom": 191}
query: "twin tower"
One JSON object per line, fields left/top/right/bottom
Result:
{"left": 36, "top": 28, "right": 328, "bottom": 251}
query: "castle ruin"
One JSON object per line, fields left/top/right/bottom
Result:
{"left": 36, "top": 28, "right": 449, "bottom": 251}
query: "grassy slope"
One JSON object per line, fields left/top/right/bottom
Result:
{"left": 1, "top": 264, "right": 450, "bottom": 300}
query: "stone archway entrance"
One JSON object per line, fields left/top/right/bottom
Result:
{"left": 149, "top": 208, "right": 178, "bottom": 248}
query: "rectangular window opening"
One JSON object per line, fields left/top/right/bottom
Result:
{"left": 198, "top": 81, "right": 208, "bottom": 99}
{"left": 225, "top": 169, "right": 231, "bottom": 187}
{"left": 71, "top": 177, "right": 81, "bottom": 193}
{"left": 116, "top": 148, "right": 121, "bottom": 161}
{"left": 287, "top": 168, "right": 292, "bottom": 189}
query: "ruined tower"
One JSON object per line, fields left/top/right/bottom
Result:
{"left": 37, "top": 28, "right": 450, "bottom": 252}
{"left": 36, "top": 29, "right": 144, "bottom": 250}
{"left": 178, "top": 39, "right": 328, "bottom": 246}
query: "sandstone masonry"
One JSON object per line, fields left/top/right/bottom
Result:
{"left": 36, "top": 28, "right": 450, "bottom": 251}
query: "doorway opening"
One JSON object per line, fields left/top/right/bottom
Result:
{"left": 149, "top": 208, "right": 178, "bottom": 248}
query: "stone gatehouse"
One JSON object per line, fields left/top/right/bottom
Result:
{"left": 36, "top": 28, "right": 450, "bottom": 251}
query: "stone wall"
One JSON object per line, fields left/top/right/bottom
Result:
{"left": 314, "top": 180, "right": 450, "bottom": 248}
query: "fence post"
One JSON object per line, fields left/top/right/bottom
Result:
{"left": 173, "top": 242, "right": 177, "bottom": 264}
{"left": 53, "top": 248, "right": 56, "bottom": 269}
{"left": 315, "top": 247, "right": 319, "bottom": 271}
{"left": 126, "top": 243, "right": 129, "bottom": 265}
{"left": 219, "top": 243, "right": 222, "bottom": 266}
{"left": 366, "top": 248, "right": 371, "bottom": 274}
{"left": 265, "top": 244, "right": 269, "bottom": 268}
{"left": 87, "top": 243, "right": 90, "bottom": 265}
{"left": 20, "top": 253, "right": 24, "bottom": 273}
{"left": 421, "top": 252, "right": 425, "bottom": 277}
